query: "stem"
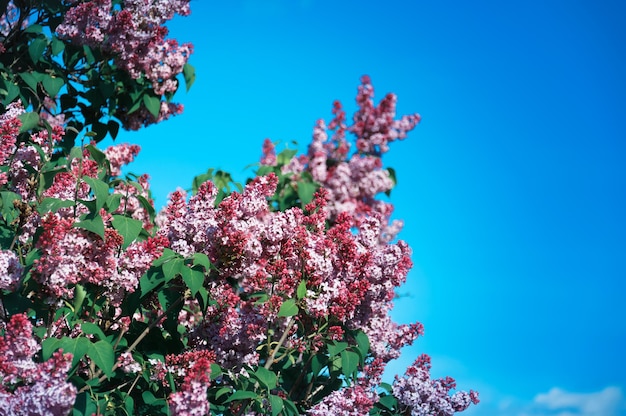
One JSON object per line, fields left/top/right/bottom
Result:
{"left": 78, "top": 296, "right": 183, "bottom": 393}
{"left": 264, "top": 317, "right": 295, "bottom": 370}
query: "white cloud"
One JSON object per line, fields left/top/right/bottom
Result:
{"left": 532, "top": 386, "right": 624, "bottom": 416}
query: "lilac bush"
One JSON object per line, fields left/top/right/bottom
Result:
{"left": 0, "top": 1, "right": 479, "bottom": 414}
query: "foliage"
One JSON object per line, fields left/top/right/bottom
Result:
{"left": 0, "top": 1, "right": 479, "bottom": 415}
{"left": 0, "top": 0, "right": 192, "bottom": 154}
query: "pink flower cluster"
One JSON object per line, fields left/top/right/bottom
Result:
{"left": 308, "top": 384, "right": 376, "bottom": 416}
{"left": 392, "top": 354, "right": 480, "bottom": 415}
{"left": 158, "top": 170, "right": 418, "bottom": 382}
{"left": 0, "top": 250, "right": 22, "bottom": 291}
{"left": 261, "top": 76, "right": 421, "bottom": 243}
{"left": 0, "top": 314, "right": 76, "bottom": 415}
{"left": 33, "top": 212, "right": 167, "bottom": 305}
{"left": 56, "top": 0, "right": 192, "bottom": 96}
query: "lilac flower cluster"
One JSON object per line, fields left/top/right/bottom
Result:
{"left": 392, "top": 354, "right": 480, "bottom": 415}
{"left": 262, "top": 75, "right": 421, "bottom": 243}
{"left": 0, "top": 314, "right": 76, "bottom": 415}
{"left": 56, "top": 0, "right": 192, "bottom": 128}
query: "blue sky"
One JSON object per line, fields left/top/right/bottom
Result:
{"left": 101, "top": 1, "right": 626, "bottom": 414}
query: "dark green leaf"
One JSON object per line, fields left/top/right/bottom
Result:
{"left": 85, "top": 144, "right": 108, "bottom": 167}
{"left": 83, "top": 45, "right": 95, "bottom": 65}
{"left": 192, "top": 252, "right": 212, "bottom": 271}
{"left": 269, "top": 395, "right": 284, "bottom": 416}
{"left": 210, "top": 363, "right": 223, "bottom": 381}
{"left": 41, "top": 337, "right": 62, "bottom": 361}
{"left": 180, "top": 266, "right": 204, "bottom": 296}
{"left": 277, "top": 298, "right": 299, "bottom": 317}
{"left": 105, "top": 193, "right": 122, "bottom": 212}
{"left": 19, "top": 72, "right": 39, "bottom": 92}
{"left": 327, "top": 341, "right": 349, "bottom": 357}
{"left": 88, "top": 340, "right": 115, "bottom": 377}
{"left": 224, "top": 390, "right": 258, "bottom": 403}
{"left": 81, "top": 322, "right": 107, "bottom": 341}
{"left": 37, "top": 197, "right": 75, "bottom": 214}
{"left": 377, "top": 394, "right": 398, "bottom": 410}
{"left": 24, "top": 24, "right": 43, "bottom": 33}
{"left": 143, "top": 94, "right": 161, "bottom": 117}
{"left": 340, "top": 350, "right": 360, "bottom": 377}
{"left": 253, "top": 367, "right": 277, "bottom": 390}
{"left": 107, "top": 120, "right": 120, "bottom": 140}
{"left": 74, "top": 214, "right": 105, "bottom": 239}
{"left": 183, "top": 63, "right": 195, "bottom": 91}
{"left": 111, "top": 215, "right": 143, "bottom": 247}
{"left": 83, "top": 176, "right": 109, "bottom": 213}
{"left": 73, "top": 391, "right": 98, "bottom": 416}
{"left": 51, "top": 37, "right": 65, "bottom": 55}
{"left": 296, "top": 280, "right": 307, "bottom": 299}
{"left": 29, "top": 37, "right": 48, "bottom": 63}
{"left": 282, "top": 399, "right": 299, "bottom": 416}
{"left": 139, "top": 269, "right": 166, "bottom": 296}
{"left": 297, "top": 181, "right": 317, "bottom": 206}
{"left": 42, "top": 75, "right": 64, "bottom": 97}
{"left": 18, "top": 112, "right": 40, "bottom": 132}
{"left": 162, "top": 257, "right": 184, "bottom": 281}
{"left": 355, "top": 331, "right": 370, "bottom": 360}
{"left": 63, "top": 337, "right": 92, "bottom": 368}
{"left": 214, "top": 386, "right": 232, "bottom": 400}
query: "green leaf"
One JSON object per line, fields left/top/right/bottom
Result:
{"left": 355, "top": 330, "right": 370, "bottom": 360}
{"left": 29, "top": 37, "right": 48, "bottom": 63}
{"left": 37, "top": 197, "right": 75, "bottom": 214}
{"left": 183, "top": 63, "right": 196, "bottom": 91}
{"left": 88, "top": 340, "right": 115, "bottom": 377}
{"left": 180, "top": 266, "right": 204, "bottom": 296}
{"left": 269, "top": 395, "right": 284, "bottom": 416}
{"left": 111, "top": 215, "right": 143, "bottom": 247}
{"left": 152, "top": 248, "right": 178, "bottom": 266}
{"left": 327, "top": 341, "right": 349, "bottom": 357}
{"left": 377, "top": 394, "right": 398, "bottom": 410}
{"left": 74, "top": 214, "right": 105, "bottom": 239}
{"left": 282, "top": 399, "right": 299, "bottom": 416}
{"left": 41, "top": 337, "right": 62, "bottom": 361}
{"left": 107, "top": 120, "right": 120, "bottom": 140}
{"left": 1, "top": 82, "right": 20, "bottom": 105}
{"left": 192, "top": 252, "right": 212, "bottom": 271}
{"left": 51, "top": 36, "right": 65, "bottom": 55}
{"left": 224, "top": 390, "right": 258, "bottom": 404}
{"left": 210, "top": 363, "right": 223, "bottom": 381}
{"left": 143, "top": 94, "right": 161, "bottom": 117}
{"left": 83, "top": 176, "right": 109, "bottom": 213}
{"left": 73, "top": 391, "right": 98, "bottom": 416}
{"left": 19, "top": 72, "right": 39, "bottom": 92}
{"left": 253, "top": 367, "right": 277, "bottom": 390}
{"left": 18, "top": 112, "right": 40, "bottom": 132}
{"left": 24, "top": 24, "right": 43, "bottom": 33}
{"left": 296, "top": 280, "right": 307, "bottom": 299}
{"left": 214, "top": 386, "right": 232, "bottom": 400}
{"left": 42, "top": 75, "right": 64, "bottom": 97}
{"left": 139, "top": 269, "right": 166, "bottom": 297}
{"left": 81, "top": 322, "right": 107, "bottom": 341}
{"left": 105, "top": 193, "right": 122, "bottom": 212}
{"left": 277, "top": 149, "right": 298, "bottom": 165}
{"left": 85, "top": 144, "right": 108, "bottom": 167}
{"left": 297, "top": 181, "right": 317, "bottom": 206}
{"left": 162, "top": 257, "right": 184, "bottom": 281}
{"left": 73, "top": 284, "right": 87, "bottom": 315}
{"left": 141, "top": 391, "right": 157, "bottom": 406}
{"left": 340, "top": 350, "right": 360, "bottom": 377}
{"left": 277, "top": 298, "right": 299, "bottom": 317}
{"left": 83, "top": 45, "right": 95, "bottom": 65}
{"left": 61, "top": 337, "right": 91, "bottom": 368}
